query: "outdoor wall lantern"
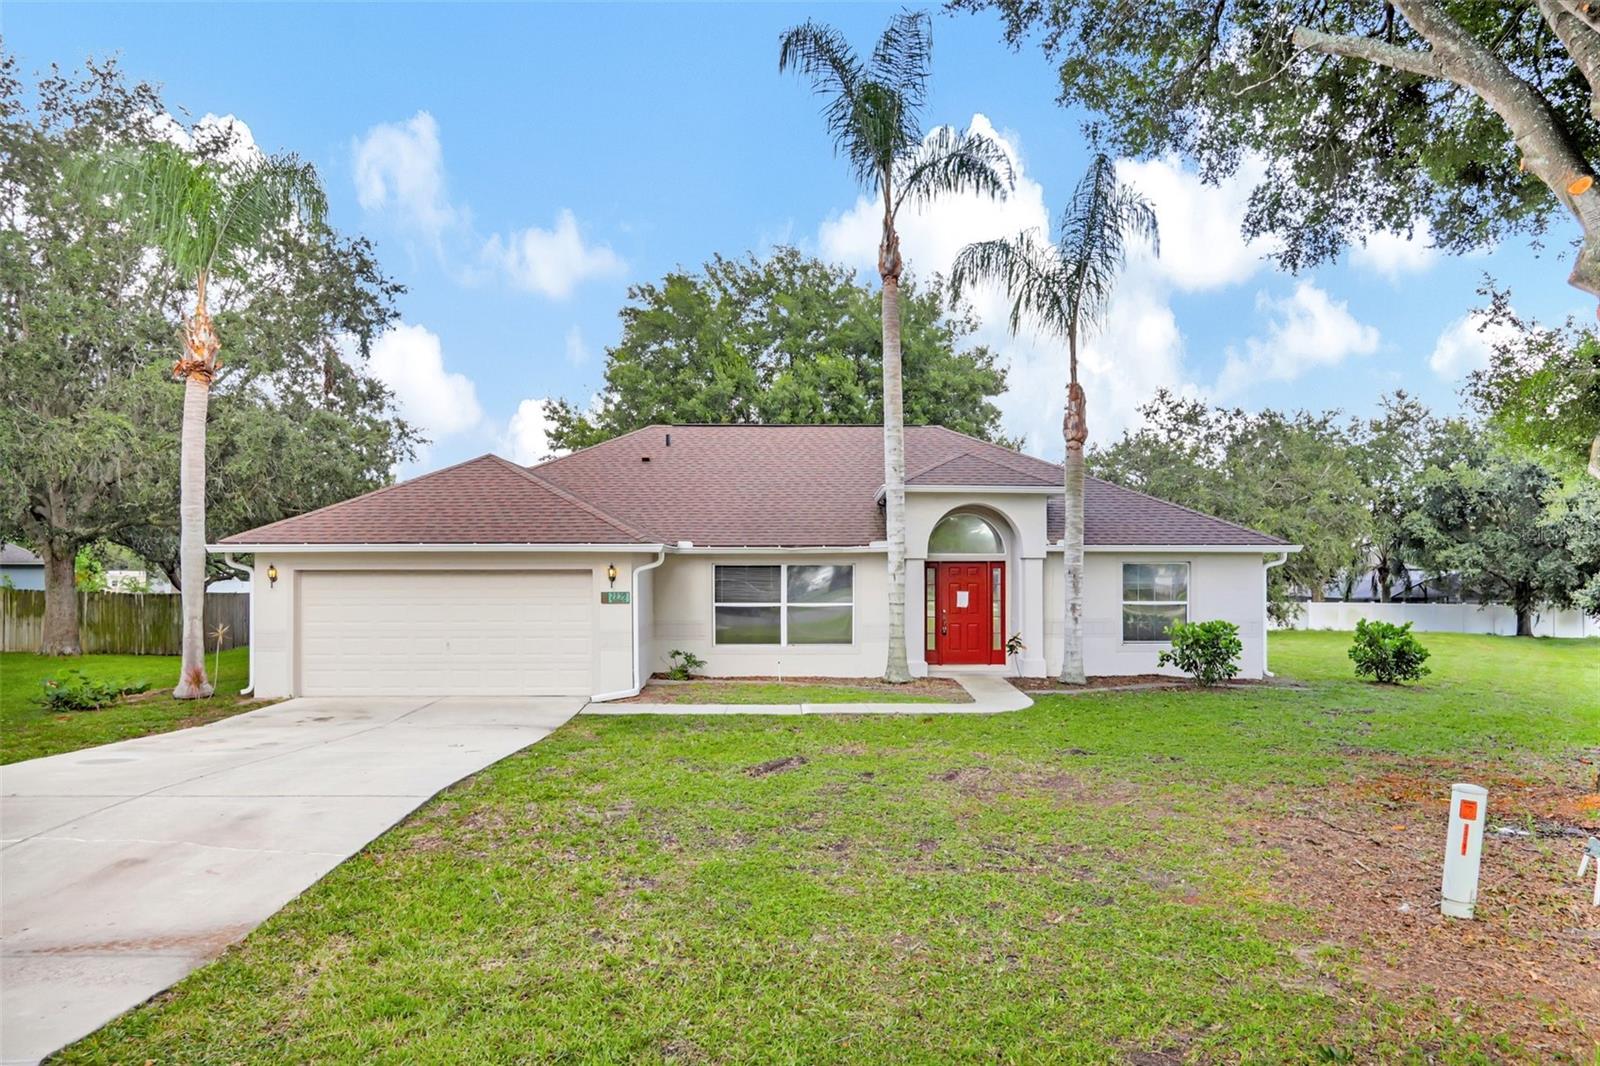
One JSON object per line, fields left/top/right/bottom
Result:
{"left": 266, "top": 563, "right": 278, "bottom": 588}
{"left": 606, "top": 563, "right": 618, "bottom": 587}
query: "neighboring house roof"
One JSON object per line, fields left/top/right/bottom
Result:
{"left": 222, "top": 424, "right": 1287, "bottom": 549}
{"left": 1, "top": 543, "right": 43, "bottom": 566}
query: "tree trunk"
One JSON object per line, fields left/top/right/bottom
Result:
{"left": 39, "top": 542, "right": 82, "bottom": 656}
{"left": 880, "top": 271, "right": 912, "bottom": 684}
{"left": 173, "top": 372, "right": 214, "bottom": 698}
{"left": 1060, "top": 332, "right": 1088, "bottom": 684}
{"left": 1376, "top": 555, "right": 1392, "bottom": 603}
{"left": 1516, "top": 607, "right": 1535, "bottom": 636}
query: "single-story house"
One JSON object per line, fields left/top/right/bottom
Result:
{"left": 1, "top": 544, "right": 45, "bottom": 591}
{"left": 215, "top": 425, "right": 1297, "bottom": 700}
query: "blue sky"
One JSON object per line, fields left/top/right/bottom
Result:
{"left": 6, "top": 2, "right": 1582, "bottom": 472}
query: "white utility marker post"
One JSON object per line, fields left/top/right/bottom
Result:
{"left": 1579, "top": 837, "right": 1600, "bottom": 907}
{"left": 1441, "top": 783, "right": 1488, "bottom": 919}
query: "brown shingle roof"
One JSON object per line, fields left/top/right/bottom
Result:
{"left": 223, "top": 424, "right": 1287, "bottom": 549}
{"left": 218, "top": 455, "right": 654, "bottom": 545}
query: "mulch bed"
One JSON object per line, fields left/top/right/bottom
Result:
{"left": 623, "top": 675, "right": 970, "bottom": 704}
{"left": 1252, "top": 753, "right": 1600, "bottom": 1059}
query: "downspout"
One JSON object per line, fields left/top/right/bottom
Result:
{"left": 220, "top": 552, "right": 254, "bottom": 695}
{"left": 590, "top": 547, "right": 668, "bottom": 703}
{"left": 1262, "top": 551, "right": 1290, "bottom": 678}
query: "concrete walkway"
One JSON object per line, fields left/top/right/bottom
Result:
{"left": 586, "top": 673, "right": 1032, "bottom": 716}
{"left": 0, "top": 695, "right": 582, "bottom": 1065}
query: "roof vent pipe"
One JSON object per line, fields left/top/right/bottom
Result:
{"left": 666, "top": 432, "right": 671, "bottom": 446}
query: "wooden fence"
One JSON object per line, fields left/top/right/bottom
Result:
{"left": 0, "top": 590, "right": 250, "bottom": 655}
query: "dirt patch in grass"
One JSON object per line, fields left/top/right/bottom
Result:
{"left": 1255, "top": 757, "right": 1600, "bottom": 1059}
{"left": 745, "top": 755, "right": 809, "bottom": 777}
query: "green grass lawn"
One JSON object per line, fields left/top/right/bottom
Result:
{"left": 628, "top": 678, "right": 964, "bottom": 704}
{"left": 59, "top": 632, "right": 1600, "bottom": 1063}
{"left": 0, "top": 647, "right": 263, "bottom": 764}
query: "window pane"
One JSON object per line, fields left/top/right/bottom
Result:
{"left": 1123, "top": 563, "right": 1187, "bottom": 603}
{"left": 925, "top": 568, "right": 937, "bottom": 652}
{"left": 1122, "top": 563, "right": 1151, "bottom": 601}
{"left": 788, "top": 565, "right": 852, "bottom": 604}
{"left": 1151, "top": 563, "right": 1187, "bottom": 601}
{"left": 787, "top": 605, "right": 852, "bottom": 644}
{"left": 1122, "top": 603, "right": 1186, "bottom": 642}
{"left": 929, "top": 514, "right": 1002, "bottom": 554}
{"left": 715, "top": 565, "right": 780, "bottom": 604}
{"left": 715, "top": 605, "right": 781, "bottom": 644}
{"left": 991, "top": 566, "right": 1002, "bottom": 651}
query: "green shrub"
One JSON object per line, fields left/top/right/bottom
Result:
{"left": 1157, "top": 620, "right": 1243, "bottom": 686}
{"left": 665, "top": 649, "right": 706, "bottom": 681}
{"left": 39, "top": 669, "right": 151, "bottom": 712}
{"left": 1348, "top": 619, "right": 1431, "bottom": 683}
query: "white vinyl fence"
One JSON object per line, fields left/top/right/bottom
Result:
{"left": 1275, "top": 601, "right": 1598, "bottom": 638}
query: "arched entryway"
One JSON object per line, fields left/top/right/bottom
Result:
{"left": 924, "top": 511, "right": 1008, "bottom": 666}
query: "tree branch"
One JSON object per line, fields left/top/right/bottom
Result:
{"left": 1535, "top": 0, "right": 1600, "bottom": 118}
{"left": 1289, "top": 26, "right": 1445, "bottom": 79}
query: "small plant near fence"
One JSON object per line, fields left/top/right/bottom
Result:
{"left": 39, "top": 670, "right": 151, "bottom": 712}
{"left": 1348, "top": 619, "right": 1431, "bottom": 684}
{"left": 1157, "top": 620, "right": 1242, "bottom": 686}
{"left": 665, "top": 649, "right": 706, "bottom": 681}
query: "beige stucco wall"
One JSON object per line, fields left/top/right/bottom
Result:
{"left": 1044, "top": 551, "right": 1271, "bottom": 679}
{"left": 648, "top": 552, "right": 889, "bottom": 678}
{"left": 246, "top": 550, "right": 650, "bottom": 699}
{"left": 237, "top": 529, "right": 1275, "bottom": 693}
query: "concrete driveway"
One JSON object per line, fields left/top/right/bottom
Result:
{"left": 0, "top": 694, "right": 583, "bottom": 1065}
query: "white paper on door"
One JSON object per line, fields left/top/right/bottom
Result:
{"left": 955, "top": 590, "right": 969, "bottom": 608}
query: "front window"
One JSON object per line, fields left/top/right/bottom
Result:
{"left": 714, "top": 564, "right": 853, "bottom": 645}
{"left": 929, "top": 513, "right": 1003, "bottom": 554}
{"left": 1122, "top": 562, "right": 1188, "bottom": 642}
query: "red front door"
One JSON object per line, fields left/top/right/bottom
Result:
{"left": 932, "top": 562, "right": 1000, "bottom": 665}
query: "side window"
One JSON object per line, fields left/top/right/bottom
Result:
{"left": 1121, "top": 562, "right": 1188, "bottom": 642}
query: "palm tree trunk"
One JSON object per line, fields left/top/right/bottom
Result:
{"left": 1060, "top": 336, "right": 1087, "bottom": 685}
{"left": 173, "top": 372, "right": 213, "bottom": 697}
{"left": 173, "top": 288, "right": 217, "bottom": 699}
{"left": 881, "top": 270, "right": 912, "bottom": 683}
{"left": 39, "top": 541, "right": 82, "bottom": 656}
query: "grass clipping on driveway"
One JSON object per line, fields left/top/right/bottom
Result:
{"left": 63, "top": 632, "right": 1599, "bottom": 1064}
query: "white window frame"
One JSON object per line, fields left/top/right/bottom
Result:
{"left": 712, "top": 563, "right": 855, "bottom": 647}
{"left": 1120, "top": 561, "right": 1190, "bottom": 644}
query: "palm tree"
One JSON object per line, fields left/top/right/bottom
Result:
{"left": 951, "top": 154, "right": 1158, "bottom": 684}
{"left": 79, "top": 141, "right": 327, "bottom": 697}
{"left": 780, "top": 11, "right": 1013, "bottom": 682}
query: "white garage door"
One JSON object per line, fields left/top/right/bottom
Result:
{"left": 297, "top": 570, "right": 594, "bottom": 696}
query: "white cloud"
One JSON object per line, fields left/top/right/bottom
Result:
{"left": 367, "top": 322, "right": 483, "bottom": 440}
{"left": 480, "top": 210, "right": 626, "bottom": 300}
{"left": 564, "top": 325, "right": 590, "bottom": 366}
{"left": 1114, "top": 155, "right": 1276, "bottom": 292}
{"left": 1351, "top": 220, "right": 1437, "bottom": 280}
{"left": 503, "top": 398, "right": 564, "bottom": 464}
{"left": 351, "top": 112, "right": 624, "bottom": 299}
{"left": 352, "top": 111, "right": 460, "bottom": 243}
{"left": 1215, "top": 282, "right": 1380, "bottom": 396}
{"left": 1428, "top": 310, "right": 1518, "bottom": 379}
{"left": 150, "top": 112, "right": 263, "bottom": 166}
